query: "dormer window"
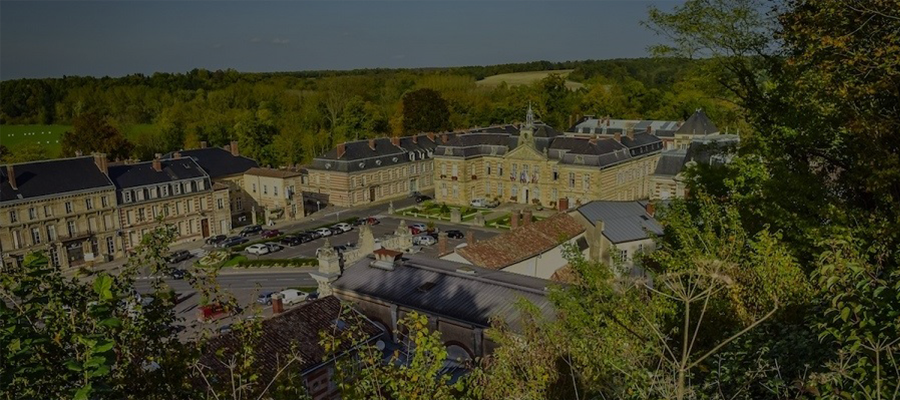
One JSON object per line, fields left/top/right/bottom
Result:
{"left": 375, "top": 160, "right": 382, "bottom": 166}
{"left": 409, "top": 152, "right": 415, "bottom": 161}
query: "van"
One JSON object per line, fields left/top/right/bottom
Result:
{"left": 279, "top": 289, "right": 308, "bottom": 305}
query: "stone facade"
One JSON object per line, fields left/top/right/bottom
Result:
{"left": 242, "top": 167, "right": 305, "bottom": 224}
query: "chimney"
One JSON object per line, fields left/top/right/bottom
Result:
{"left": 438, "top": 232, "right": 448, "bottom": 255}
{"left": 522, "top": 209, "right": 533, "bottom": 226}
{"left": 369, "top": 138, "right": 376, "bottom": 151}
{"left": 75, "top": 150, "right": 83, "bottom": 157}
{"left": 426, "top": 132, "right": 436, "bottom": 142}
{"left": 466, "top": 230, "right": 475, "bottom": 246}
{"left": 645, "top": 202, "right": 656, "bottom": 217}
{"left": 606, "top": 117, "right": 611, "bottom": 127}
{"left": 510, "top": 212, "right": 520, "bottom": 229}
{"left": 229, "top": 141, "right": 239, "bottom": 157}
{"left": 412, "top": 135, "right": 418, "bottom": 144}
{"left": 152, "top": 154, "right": 163, "bottom": 172}
{"left": 200, "top": 141, "right": 208, "bottom": 148}
{"left": 646, "top": 126, "right": 652, "bottom": 134}
{"left": 440, "top": 133, "right": 448, "bottom": 143}
{"left": 272, "top": 295, "right": 284, "bottom": 314}
{"left": 613, "top": 132, "right": 622, "bottom": 143}
{"left": 6, "top": 165, "right": 17, "bottom": 190}
{"left": 558, "top": 197, "right": 569, "bottom": 211}
{"left": 337, "top": 143, "right": 346, "bottom": 159}
{"left": 173, "top": 151, "right": 182, "bottom": 160}
{"left": 627, "top": 129, "right": 634, "bottom": 141}
{"left": 391, "top": 136, "right": 400, "bottom": 147}
{"left": 93, "top": 153, "right": 108, "bottom": 176}
{"left": 588, "top": 136, "right": 598, "bottom": 145}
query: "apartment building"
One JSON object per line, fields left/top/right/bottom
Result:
{"left": 567, "top": 109, "right": 720, "bottom": 151}
{"left": 242, "top": 167, "right": 305, "bottom": 224}
{"left": 0, "top": 154, "right": 121, "bottom": 270}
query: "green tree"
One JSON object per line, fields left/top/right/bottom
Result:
{"left": 61, "top": 112, "right": 133, "bottom": 160}
{"left": 0, "top": 142, "right": 50, "bottom": 164}
{"left": 400, "top": 88, "right": 451, "bottom": 134}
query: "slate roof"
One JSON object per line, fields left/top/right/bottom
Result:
{"left": 577, "top": 201, "right": 664, "bottom": 243}
{"left": 567, "top": 117, "right": 682, "bottom": 137}
{"left": 245, "top": 167, "right": 303, "bottom": 179}
{"left": 654, "top": 150, "right": 689, "bottom": 177}
{"left": 309, "top": 134, "right": 452, "bottom": 173}
{"left": 653, "top": 135, "right": 739, "bottom": 177}
{"left": 1, "top": 157, "right": 114, "bottom": 204}
{"left": 675, "top": 109, "right": 719, "bottom": 136}
{"left": 332, "top": 254, "right": 556, "bottom": 331}
{"left": 108, "top": 158, "right": 208, "bottom": 189}
{"left": 170, "top": 147, "right": 258, "bottom": 179}
{"left": 199, "top": 296, "right": 382, "bottom": 382}
{"left": 456, "top": 213, "right": 586, "bottom": 270}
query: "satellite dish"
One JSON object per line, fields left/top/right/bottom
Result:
{"left": 376, "top": 340, "right": 385, "bottom": 351}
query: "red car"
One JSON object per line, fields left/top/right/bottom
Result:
{"left": 261, "top": 229, "right": 281, "bottom": 239}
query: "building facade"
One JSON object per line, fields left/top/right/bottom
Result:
{"left": 572, "top": 200, "right": 664, "bottom": 273}
{"left": 650, "top": 133, "right": 739, "bottom": 200}
{"left": 567, "top": 109, "right": 720, "bottom": 151}
{"left": 109, "top": 156, "right": 229, "bottom": 251}
{"left": 242, "top": 167, "right": 305, "bottom": 224}
{"left": 1, "top": 154, "right": 122, "bottom": 270}
{"left": 434, "top": 107, "right": 664, "bottom": 208}
{"left": 305, "top": 134, "right": 450, "bottom": 207}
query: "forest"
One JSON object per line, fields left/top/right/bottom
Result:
{"left": 0, "top": 57, "right": 744, "bottom": 166}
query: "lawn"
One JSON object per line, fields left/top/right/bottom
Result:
{"left": 0, "top": 123, "right": 157, "bottom": 161}
{"left": 476, "top": 70, "right": 584, "bottom": 90}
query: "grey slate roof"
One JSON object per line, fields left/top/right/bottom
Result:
{"left": 577, "top": 201, "right": 664, "bottom": 244}
{"left": 309, "top": 134, "right": 451, "bottom": 173}
{"left": 108, "top": 158, "right": 208, "bottom": 189}
{"left": 675, "top": 109, "right": 719, "bottom": 136}
{"left": 654, "top": 150, "right": 689, "bottom": 176}
{"left": 332, "top": 254, "right": 556, "bottom": 331}
{"left": 653, "top": 135, "right": 739, "bottom": 177}
{"left": 567, "top": 117, "right": 682, "bottom": 137}
{"left": 169, "top": 148, "right": 258, "bottom": 179}
{"left": 1, "top": 157, "right": 114, "bottom": 204}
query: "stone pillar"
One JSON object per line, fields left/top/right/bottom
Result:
{"left": 310, "top": 238, "right": 341, "bottom": 296}
{"left": 473, "top": 212, "right": 485, "bottom": 227}
{"left": 388, "top": 201, "right": 395, "bottom": 214}
{"left": 450, "top": 208, "right": 462, "bottom": 223}
{"left": 251, "top": 206, "right": 258, "bottom": 225}
{"left": 466, "top": 230, "right": 475, "bottom": 246}
{"left": 510, "top": 212, "right": 520, "bottom": 229}
{"left": 558, "top": 197, "right": 569, "bottom": 211}
{"left": 438, "top": 232, "right": 449, "bottom": 256}
{"left": 272, "top": 294, "right": 284, "bottom": 314}
{"left": 357, "top": 225, "right": 375, "bottom": 254}
{"left": 522, "top": 209, "right": 533, "bottom": 226}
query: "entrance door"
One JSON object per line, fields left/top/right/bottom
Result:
{"left": 409, "top": 179, "right": 418, "bottom": 194}
{"left": 369, "top": 186, "right": 376, "bottom": 202}
{"left": 65, "top": 241, "right": 84, "bottom": 266}
{"left": 220, "top": 220, "right": 228, "bottom": 234}
{"left": 201, "top": 219, "right": 209, "bottom": 237}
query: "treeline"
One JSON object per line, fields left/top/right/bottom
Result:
{"left": 1, "top": 57, "right": 743, "bottom": 166}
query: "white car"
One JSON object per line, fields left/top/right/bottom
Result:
{"left": 264, "top": 242, "right": 283, "bottom": 252}
{"left": 314, "top": 227, "right": 333, "bottom": 237}
{"left": 279, "top": 289, "right": 308, "bottom": 305}
{"left": 245, "top": 244, "right": 270, "bottom": 255}
{"left": 333, "top": 222, "right": 353, "bottom": 233}
{"left": 470, "top": 198, "right": 486, "bottom": 208}
{"left": 414, "top": 234, "right": 437, "bottom": 246}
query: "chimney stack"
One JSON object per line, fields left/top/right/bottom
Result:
{"left": 173, "top": 151, "right": 182, "bottom": 160}
{"left": 646, "top": 126, "right": 652, "bottom": 134}
{"left": 230, "top": 141, "right": 239, "bottom": 157}
{"left": 337, "top": 143, "right": 346, "bottom": 159}
{"left": 272, "top": 295, "right": 284, "bottom": 314}
{"left": 606, "top": 117, "right": 611, "bottom": 127}
{"left": 75, "top": 150, "right": 83, "bottom": 157}
{"left": 613, "top": 132, "right": 622, "bottom": 143}
{"left": 391, "top": 136, "right": 400, "bottom": 147}
{"left": 412, "top": 135, "right": 418, "bottom": 144}
{"left": 93, "top": 153, "right": 108, "bottom": 176}
{"left": 645, "top": 202, "right": 656, "bottom": 217}
{"left": 522, "top": 209, "right": 533, "bottom": 226}
{"left": 557, "top": 197, "right": 569, "bottom": 211}
{"left": 510, "top": 212, "right": 520, "bottom": 229}
{"left": 466, "top": 230, "right": 475, "bottom": 246}
{"left": 369, "top": 138, "right": 376, "bottom": 151}
{"left": 438, "top": 232, "right": 448, "bottom": 255}
{"left": 426, "top": 132, "right": 436, "bottom": 142}
{"left": 152, "top": 154, "right": 163, "bottom": 172}
{"left": 6, "top": 165, "right": 17, "bottom": 190}
{"left": 627, "top": 129, "right": 634, "bottom": 141}
{"left": 200, "top": 141, "right": 208, "bottom": 148}
{"left": 441, "top": 134, "right": 448, "bottom": 144}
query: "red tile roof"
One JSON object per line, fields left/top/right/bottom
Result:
{"left": 456, "top": 213, "right": 585, "bottom": 270}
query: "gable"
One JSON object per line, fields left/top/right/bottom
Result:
{"left": 504, "top": 144, "right": 547, "bottom": 162}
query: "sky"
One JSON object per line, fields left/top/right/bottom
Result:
{"left": 0, "top": 1, "right": 678, "bottom": 80}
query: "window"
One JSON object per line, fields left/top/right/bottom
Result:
{"left": 138, "top": 208, "right": 145, "bottom": 222}
{"left": 86, "top": 198, "right": 94, "bottom": 211}
{"left": 637, "top": 243, "right": 645, "bottom": 254}
{"left": 28, "top": 207, "right": 37, "bottom": 220}
{"left": 351, "top": 177, "right": 357, "bottom": 188}
{"left": 553, "top": 167, "right": 559, "bottom": 181}
{"left": 569, "top": 172, "right": 575, "bottom": 188}
{"left": 217, "top": 198, "right": 224, "bottom": 209}
{"left": 31, "top": 228, "right": 41, "bottom": 245}
{"left": 512, "top": 163, "right": 518, "bottom": 178}
{"left": 452, "top": 184, "right": 459, "bottom": 198}
{"left": 174, "top": 183, "right": 182, "bottom": 195}
{"left": 106, "top": 237, "right": 115, "bottom": 254}
{"left": 263, "top": 185, "right": 268, "bottom": 195}
{"left": 89, "top": 217, "right": 98, "bottom": 231}
{"left": 534, "top": 166, "right": 540, "bottom": 181}
{"left": 161, "top": 185, "right": 169, "bottom": 197}
{"left": 163, "top": 205, "right": 169, "bottom": 217}
{"left": 451, "top": 164, "right": 458, "bottom": 177}
{"left": 101, "top": 196, "right": 109, "bottom": 208}
{"left": 512, "top": 185, "right": 518, "bottom": 197}
{"left": 65, "top": 202, "right": 74, "bottom": 214}
{"left": 67, "top": 221, "right": 77, "bottom": 237}
{"left": 152, "top": 205, "right": 159, "bottom": 218}
{"left": 273, "top": 186, "right": 278, "bottom": 197}
{"left": 487, "top": 164, "right": 492, "bottom": 175}
{"left": 9, "top": 210, "right": 17, "bottom": 223}
{"left": 252, "top": 183, "right": 257, "bottom": 193}
{"left": 441, "top": 163, "right": 447, "bottom": 176}
{"left": 582, "top": 175, "right": 591, "bottom": 191}
{"left": 186, "top": 200, "right": 193, "bottom": 213}
{"left": 533, "top": 187, "right": 540, "bottom": 200}
{"left": 236, "top": 196, "right": 243, "bottom": 211}
{"left": 441, "top": 183, "right": 448, "bottom": 197}
{"left": 12, "top": 230, "right": 22, "bottom": 249}
{"left": 124, "top": 191, "right": 132, "bottom": 203}
{"left": 618, "top": 249, "right": 628, "bottom": 261}
{"left": 552, "top": 188, "right": 558, "bottom": 200}
{"left": 44, "top": 205, "right": 52, "bottom": 217}
{"left": 617, "top": 172, "right": 625, "bottom": 184}
{"left": 498, "top": 163, "right": 503, "bottom": 176}
{"left": 47, "top": 225, "right": 57, "bottom": 241}
{"left": 104, "top": 215, "right": 113, "bottom": 230}
{"left": 485, "top": 181, "right": 491, "bottom": 194}
{"left": 175, "top": 202, "right": 182, "bottom": 215}
{"left": 126, "top": 210, "right": 134, "bottom": 224}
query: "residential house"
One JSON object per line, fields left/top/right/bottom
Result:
{"left": 434, "top": 106, "right": 663, "bottom": 208}
{"left": 441, "top": 212, "right": 587, "bottom": 279}
{"left": 167, "top": 142, "right": 258, "bottom": 228}
{"left": 651, "top": 134, "right": 740, "bottom": 200}
{"left": 572, "top": 200, "right": 663, "bottom": 272}
{"left": 242, "top": 167, "right": 305, "bottom": 224}
{"left": 0, "top": 154, "right": 120, "bottom": 270}
{"left": 109, "top": 155, "right": 230, "bottom": 251}
{"left": 199, "top": 296, "right": 383, "bottom": 400}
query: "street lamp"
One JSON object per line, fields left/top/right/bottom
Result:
{"left": 316, "top": 200, "right": 321, "bottom": 213}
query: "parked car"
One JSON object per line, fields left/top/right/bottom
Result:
{"left": 307, "top": 292, "right": 319, "bottom": 300}
{"left": 470, "top": 198, "right": 487, "bottom": 208}
{"left": 414, "top": 234, "right": 437, "bottom": 246}
{"left": 261, "top": 229, "right": 281, "bottom": 239}
{"left": 329, "top": 226, "right": 344, "bottom": 235}
{"left": 404, "top": 245, "right": 423, "bottom": 254}
{"left": 415, "top": 194, "right": 431, "bottom": 203}
{"left": 281, "top": 235, "right": 303, "bottom": 246}
{"left": 198, "top": 303, "right": 232, "bottom": 322}
{"left": 257, "top": 291, "right": 275, "bottom": 305}
{"left": 297, "top": 233, "right": 314, "bottom": 243}
{"left": 353, "top": 217, "right": 380, "bottom": 226}
{"left": 264, "top": 242, "right": 283, "bottom": 252}
{"left": 409, "top": 191, "right": 422, "bottom": 198}
{"left": 240, "top": 225, "right": 262, "bottom": 237}
{"left": 314, "top": 227, "right": 333, "bottom": 237}
{"left": 446, "top": 229, "right": 464, "bottom": 239}
{"left": 486, "top": 199, "right": 501, "bottom": 208}
{"left": 279, "top": 289, "right": 308, "bottom": 305}
{"left": 305, "top": 230, "right": 322, "bottom": 240}
{"left": 205, "top": 234, "right": 227, "bottom": 246}
{"left": 170, "top": 269, "right": 186, "bottom": 280}
{"left": 218, "top": 324, "right": 233, "bottom": 334}
{"left": 218, "top": 236, "right": 248, "bottom": 248}
{"left": 165, "top": 250, "right": 192, "bottom": 264}
{"left": 409, "top": 223, "right": 428, "bottom": 234}
{"left": 333, "top": 222, "right": 353, "bottom": 232}
{"left": 245, "top": 244, "right": 270, "bottom": 255}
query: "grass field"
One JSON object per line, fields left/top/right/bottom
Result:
{"left": 0, "top": 123, "right": 157, "bottom": 160}
{"left": 476, "top": 69, "right": 584, "bottom": 90}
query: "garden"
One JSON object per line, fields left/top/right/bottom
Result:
{"left": 397, "top": 201, "right": 492, "bottom": 222}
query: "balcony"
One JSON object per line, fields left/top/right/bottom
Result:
{"left": 57, "top": 230, "right": 95, "bottom": 243}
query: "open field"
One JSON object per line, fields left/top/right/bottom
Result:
{"left": 0, "top": 124, "right": 156, "bottom": 160}
{"left": 476, "top": 69, "right": 584, "bottom": 90}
